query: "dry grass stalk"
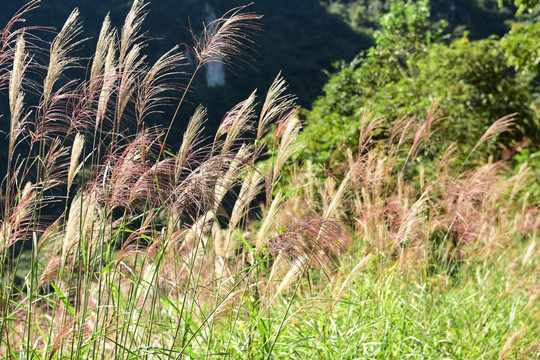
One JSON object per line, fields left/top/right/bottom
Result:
{"left": 136, "top": 46, "right": 186, "bottom": 124}
{"left": 118, "top": 0, "right": 148, "bottom": 66}
{"left": 256, "top": 190, "right": 283, "bottom": 253}
{"left": 43, "top": 8, "right": 83, "bottom": 105}
{"left": 190, "top": 6, "right": 262, "bottom": 68}
{"left": 258, "top": 72, "right": 296, "bottom": 140}
{"left": 96, "top": 40, "right": 117, "bottom": 129}
{"left": 471, "top": 113, "right": 516, "bottom": 154}
{"left": 67, "top": 132, "right": 84, "bottom": 192}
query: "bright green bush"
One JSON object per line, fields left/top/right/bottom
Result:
{"left": 300, "top": 0, "right": 538, "bottom": 165}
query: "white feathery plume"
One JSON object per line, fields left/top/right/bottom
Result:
{"left": 268, "top": 255, "right": 307, "bottom": 306}
{"left": 43, "top": 9, "right": 83, "bottom": 105}
{"left": 213, "top": 145, "right": 250, "bottom": 210}
{"left": 221, "top": 91, "right": 257, "bottom": 153}
{"left": 255, "top": 190, "right": 283, "bottom": 253}
{"left": 258, "top": 72, "right": 295, "bottom": 140}
{"left": 90, "top": 14, "right": 114, "bottom": 83}
{"left": 119, "top": 0, "right": 148, "bottom": 66}
{"left": 175, "top": 106, "right": 206, "bottom": 182}
{"left": 67, "top": 133, "right": 85, "bottom": 192}
{"left": 228, "top": 169, "right": 263, "bottom": 231}
{"left": 116, "top": 44, "right": 145, "bottom": 122}
{"left": 273, "top": 114, "right": 303, "bottom": 185}
{"left": 96, "top": 40, "right": 117, "bottom": 129}
{"left": 9, "top": 35, "right": 30, "bottom": 161}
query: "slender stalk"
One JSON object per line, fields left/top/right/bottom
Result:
{"left": 158, "top": 67, "right": 200, "bottom": 162}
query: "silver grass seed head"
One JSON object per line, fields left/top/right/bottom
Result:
{"left": 258, "top": 73, "right": 296, "bottom": 140}
{"left": 90, "top": 13, "right": 113, "bottom": 82}
{"left": 256, "top": 190, "right": 283, "bottom": 253}
{"left": 117, "top": 44, "right": 145, "bottom": 122}
{"left": 43, "top": 8, "right": 83, "bottom": 104}
{"left": 119, "top": 0, "right": 148, "bottom": 65}
{"left": 67, "top": 133, "right": 84, "bottom": 192}
{"left": 176, "top": 106, "right": 206, "bottom": 181}
{"left": 96, "top": 39, "right": 117, "bottom": 129}
{"left": 9, "top": 35, "right": 27, "bottom": 114}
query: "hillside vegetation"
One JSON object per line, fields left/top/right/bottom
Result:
{"left": 0, "top": 1, "right": 538, "bottom": 359}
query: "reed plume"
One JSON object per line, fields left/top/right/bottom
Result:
{"left": 136, "top": 46, "right": 186, "bottom": 124}
{"left": 217, "top": 91, "right": 257, "bottom": 153}
{"left": 272, "top": 113, "right": 303, "bottom": 185}
{"left": 175, "top": 105, "right": 206, "bottom": 182}
{"left": 228, "top": 168, "right": 263, "bottom": 231}
{"left": 256, "top": 190, "right": 283, "bottom": 253}
{"left": 43, "top": 9, "right": 83, "bottom": 105}
{"left": 189, "top": 6, "right": 262, "bottom": 68}
{"left": 7, "top": 35, "right": 31, "bottom": 170}
{"left": 9, "top": 35, "right": 28, "bottom": 114}
{"left": 96, "top": 40, "right": 117, "bottom": 130}
{"left": 90, "top": 14, "right": 114, "bottom": 82}
{"left": 118, "top": 0, "right": 148, "bottom": 66}
{"left": 472, "top": 114, "right": 516, "bottom": 153}
{"left": 0, "top": 0, "right": 40, "bottom": 91}
{"left": 258, "top": 73, "right": 296, "bottom": 140}
{"left": 269, "top": 216, "right": 348, "bottom": 270}
{"left": 67, "top": 133, "right": 84, "bottom": 192}
{"left": 116, "top": 44, "right": 145, "bottom": 124}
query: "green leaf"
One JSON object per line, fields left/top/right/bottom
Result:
{"left": 50, "top": 282, "right": 75, "bottom": 317}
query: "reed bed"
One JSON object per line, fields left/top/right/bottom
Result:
{"left": 0, "top": 1, "right": 538, "bottom": 359}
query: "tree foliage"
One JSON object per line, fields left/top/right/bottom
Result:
{"left": 300, "top": 0, "right": 539, "bottom": 165}
{"left": 500, "top": 0, "right": 540, "bottom": 14}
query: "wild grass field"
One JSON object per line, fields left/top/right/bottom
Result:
{"left": 0, "top": 1, "right": 538, "bottom": 359}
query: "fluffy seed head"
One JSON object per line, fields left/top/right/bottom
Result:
{"left": 96, "top": 39, "right": 117, "bottom": 129}
{"left": 190, "top": 6, "right": 262, "bottom": 68}
{"left": 43, "top": 8, "right": 83, "bottom": 105}
{"left": 9, "top": 35, "right": 28, "bottom": 113}
{"left": 119, "top": 0, "right": 148, "bottom": 65}
{"left": 90, "top": 13, "right": 114, "bottom": 83}
{"left": 258, "top": 73, "right": 296, "bottom": 140}
{"left": 67, "top": 133, "right": 84, "bottom": 192}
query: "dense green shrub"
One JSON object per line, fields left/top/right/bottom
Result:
{"left": 300, "top": 0, "right": 538, "bottom": 165}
